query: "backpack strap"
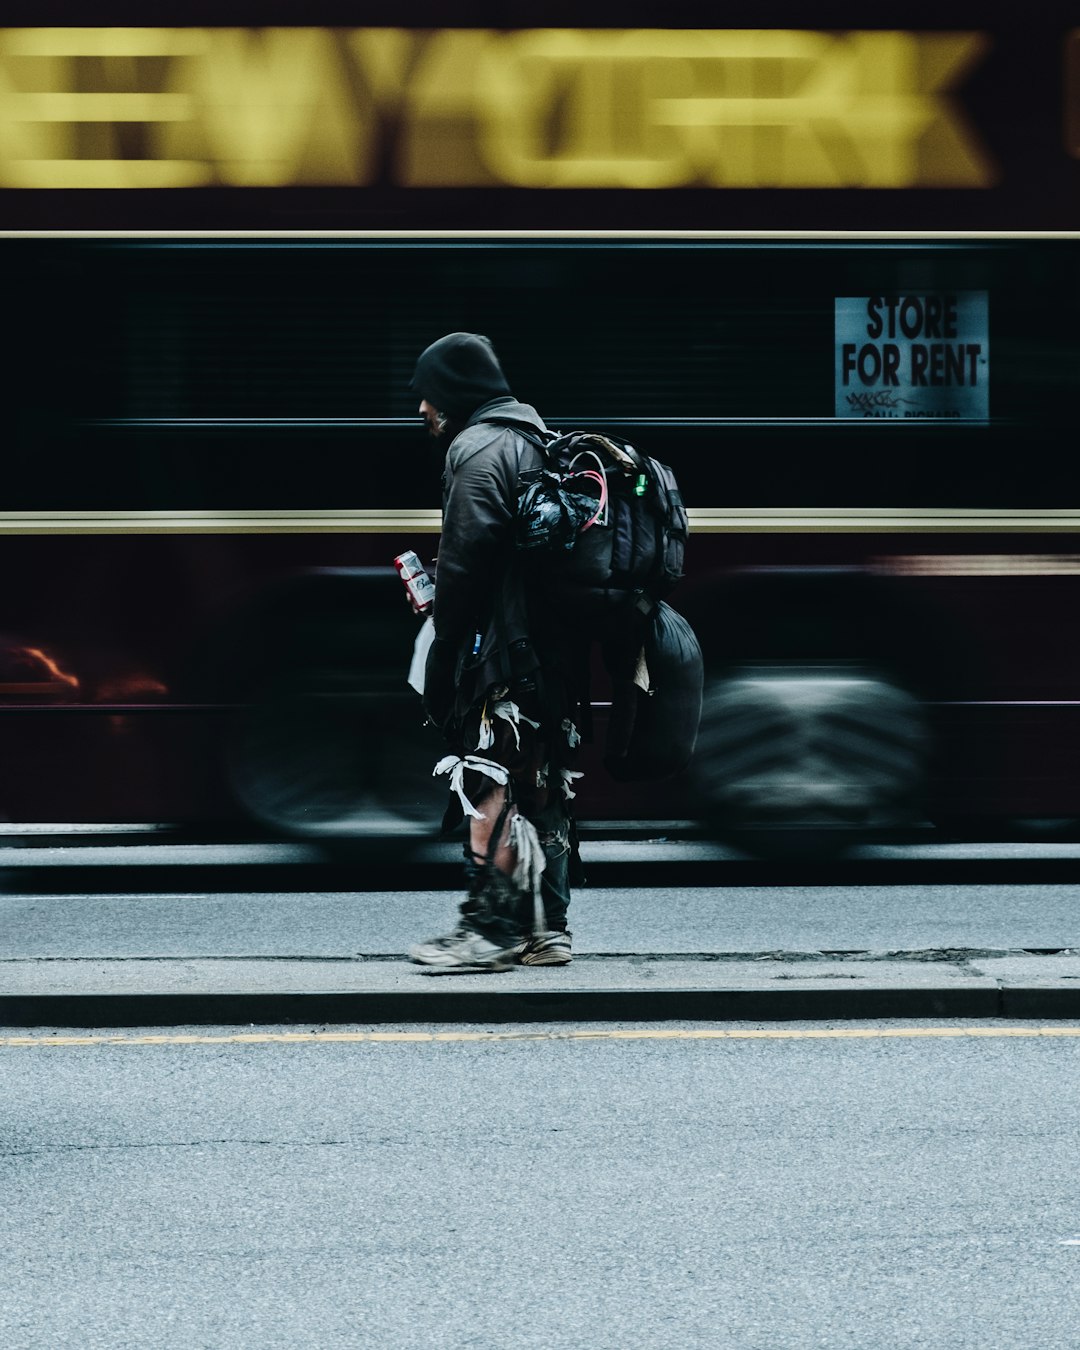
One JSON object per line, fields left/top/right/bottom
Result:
{"left": 480, "top": 416, "right": 559, "bottom": 455}
{"left": 481, "top": 419, "right": 646, "bottom": 479}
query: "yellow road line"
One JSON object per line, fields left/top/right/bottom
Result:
{"left": 3, "top": 1027, "right": 1080, "bottom": 1047}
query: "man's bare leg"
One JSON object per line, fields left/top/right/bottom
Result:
{"left": 408, "top": 783, "right": 524, "bottom": 967}
{"left": 469, "top": 783, "right": 517, "bottom": 874}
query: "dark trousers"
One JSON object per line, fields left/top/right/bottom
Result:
{"left": 457, "top": 706, "right": 576, "bottom": 937}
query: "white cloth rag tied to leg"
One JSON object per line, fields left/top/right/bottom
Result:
{"left": 432, "top": 754, "right": 510, "bottom": 821}
{"left": 433, "top": 753, "right": 548, "bottom": 934}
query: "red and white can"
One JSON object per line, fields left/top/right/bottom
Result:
{"left": 394, "top": 550, "right": 436, "bottom": 616}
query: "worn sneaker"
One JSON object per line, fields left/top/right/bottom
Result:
{"left": 409, "top": 920, "right": 521, "bottom": 971}
{"left": 518, "top": 929, "right": 572, "bottom": 966}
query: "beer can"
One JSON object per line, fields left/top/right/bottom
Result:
{"left": 394, "top": 551, "right": 436, "bottom": 615}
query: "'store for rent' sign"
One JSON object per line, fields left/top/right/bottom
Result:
{"left": 835, "top": 292, "right": 989, "bottom": 419}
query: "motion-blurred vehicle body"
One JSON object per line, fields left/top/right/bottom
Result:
{"left": 0, "top": 235, "right": 1077, "bottom": 852}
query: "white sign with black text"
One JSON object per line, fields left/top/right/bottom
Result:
{"left": 835, "top": 292, "right": 989, "bottom": 419}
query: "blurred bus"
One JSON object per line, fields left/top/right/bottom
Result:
{"left": 1, "top": 233, "right": 1078, "bottom": 850}
{"left": 1, "top": 11, "right": 1078, "bottom": 845}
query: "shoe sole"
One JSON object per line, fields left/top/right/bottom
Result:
{"left": 518, "top": 949, "right": 572, "bottom": 966}
{"left": 409, "top": 949, "right": 518, "bottom": 971}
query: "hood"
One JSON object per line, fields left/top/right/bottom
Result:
{"left": 466, "top": 397, "right": 546, "bottom": 432}
{"left": 446, "top": 399, "right": 548, "bottom": 471}
{"left": 410, "top": 332, "right": 512, "bottom": 421}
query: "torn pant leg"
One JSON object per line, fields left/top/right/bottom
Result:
{"left": 461, "top": 798, "right": 548, "bottom": 937}
{"left": 458, "top": 783, "right": 533, "bottom": 943}
{"left": 461, "top": 866, "right": 530, "bottom": 944}
{"left": 532, "top": 799, "right": 572, "bottom": 933}
{"left": 436, "top": 696, "right": 578, "bottom": 939}
{"left": 432, "top": 751, "right": 530, "bottom": 942}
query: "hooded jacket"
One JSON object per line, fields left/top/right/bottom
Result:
{"left": 433, "top": 396, "right": 549, "bottom": 704}
{"left": 413, "top": 333, "right": 575, "bottom": 723}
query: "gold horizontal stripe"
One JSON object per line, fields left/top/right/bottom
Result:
{"left": 874, "top": 553, "right": 1080, "bottom": 575}
{"left": 0, "top": 509, "right": 442, "bottom": 535}
{"left": 4, "top": 508, "right": 1080, "bottom": 535}
{"left": 691, "top": 509, "right": 1080, "bottom": 534}
{"left": 3, "top": 1027, "right": 1080, "bottom": 1047}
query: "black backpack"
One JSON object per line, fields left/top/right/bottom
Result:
{"left": 490, "top": 421, "right": 689, "bottom": 623}
{"left": 485, "top": 418, "right": 699, "bottom": 781}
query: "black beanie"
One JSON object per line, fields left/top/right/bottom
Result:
{"left": 410, "top": 332, "right": 512, "bottom": 421}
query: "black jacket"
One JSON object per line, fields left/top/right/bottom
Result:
{"left": 430, "top": 396, "right": 548, "bottom": 712}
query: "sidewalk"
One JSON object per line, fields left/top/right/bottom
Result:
{"left": 3, "top": 843, "right": 1080, "bottom": 1023}
{"left": 3, "top": 949, "right": 1080, "bottom": 1027}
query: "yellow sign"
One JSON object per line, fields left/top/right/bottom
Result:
{"left": 0, "top": 27, "right": 995, "bottom": 188}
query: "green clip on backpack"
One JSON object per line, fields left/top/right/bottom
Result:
{"left": 505, "top": 426, "right": 688, "bottom": 621}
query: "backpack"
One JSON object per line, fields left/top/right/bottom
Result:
{"left": 485, "top": 418, "right": 700, "bottom": 781}
{"left": 488, "top": 420, "right": 689, "bottom": 623}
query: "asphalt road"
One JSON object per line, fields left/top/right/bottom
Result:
{"left": 3, "top": 1021, "right": 1080, "bottom": 1349}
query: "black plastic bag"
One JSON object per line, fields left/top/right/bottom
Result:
{"left": 516, "top": 471, "right": 603, "bottom": 552}
{"left": 604, "top": 602, "right": 703, "bottom": 782}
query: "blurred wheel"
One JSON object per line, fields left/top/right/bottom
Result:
{"left": 227, "top": 675, "right": 441, "bottom": 839}
{"left": 690, "top": 665, "right": 928, "bottom": 857}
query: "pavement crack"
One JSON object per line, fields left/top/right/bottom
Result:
{"left": 0, "top": 955, "right": 365, "bottom": 964}
{"left": 774, "top": 973, "right": 862, "bottom": 980}
{"left": 0, "top": 1138, "right": 352, "bottom": 1159}
{"left": 1, "top": 948, "right": 1078, "bottom": 966}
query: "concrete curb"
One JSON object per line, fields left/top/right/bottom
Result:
{"left": 4, "top": 983, "right": 1080, "bottom": 1028}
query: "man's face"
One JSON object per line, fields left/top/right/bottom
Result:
{"left": 419, "top": 399, "right": 448, "bottom": 439}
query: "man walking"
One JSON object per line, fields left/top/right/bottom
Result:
{"left": 408, "top": 332, "right": 583, "bottom": 972}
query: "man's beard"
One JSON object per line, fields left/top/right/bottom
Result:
{"left": 424, "top": 412, "right": 464, "bottom": 443}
